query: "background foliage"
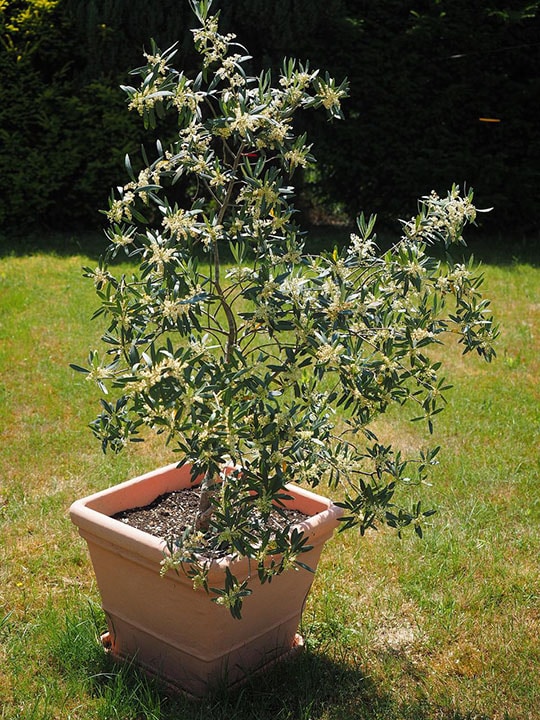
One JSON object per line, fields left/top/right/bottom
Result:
{"left": 1, "top": 0, "right": 539, "bottom": 239}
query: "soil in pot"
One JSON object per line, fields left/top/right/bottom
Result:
{"left": 112, "top": 486, "right": 309, "bottom": 545}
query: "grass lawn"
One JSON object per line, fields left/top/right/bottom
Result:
{"left": 0, "top": 237, "right": 538, "bottom": 719}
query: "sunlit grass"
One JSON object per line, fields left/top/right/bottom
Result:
{"left": 0, "top": 248, "right": 538, "bottom": 719}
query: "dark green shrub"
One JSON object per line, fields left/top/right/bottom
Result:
{"left": 0, "top": 0, "right": 538, "bottom": 240}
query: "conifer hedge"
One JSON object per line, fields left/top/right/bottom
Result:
{"left": 1, "top": 0, "right": 538, "bottom": 238}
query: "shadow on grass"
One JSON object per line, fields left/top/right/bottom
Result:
{"left": 47, "top": 604, "right": 498, "bottom": 720}
{"left": 87, "top": 645, "right": 500, "bottom": 720}
{"left": 457, "top": 231, "right": 540, "bottom": 268}
{"left": 0, "top": 229, "right": 113, "bottom": 260}
{"left": 313, "top": 224, "right": 540, "bottom": 268}
{"left": 1, "top": 224, "right": 539, "bottom": 267}
{"left": 88, "top": 646, "right": 390, "bottom": 720}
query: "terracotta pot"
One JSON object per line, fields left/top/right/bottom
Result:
{"left": 69, "top": 463, "right": 342, "bottom": 696}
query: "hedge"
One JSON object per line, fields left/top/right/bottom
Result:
{"left": 1, "top": 0, "right": 538, "bottom": 239}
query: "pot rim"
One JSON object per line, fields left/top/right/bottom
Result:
{"left": 69, "top": 462, "right": 343, "bottom": 574}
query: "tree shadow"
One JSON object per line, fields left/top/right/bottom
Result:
{"left": 49, "top": 603, "right": 501, "bottom": 720}
{"left": 1, "top": 223, "right": 538, "bottom": 267}
{"left": 456, "top": 230, "right": 540, "bottom": 268}
{"left": 88, "top": 645, "right": 384, "bottom": 719}
{"left": 83, "top": 640, "right": 495, "bottom": 720}
{"left": 0, "top": 229, "right": 109, "bottom": 260}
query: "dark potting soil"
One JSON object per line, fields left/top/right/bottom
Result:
{"left": 112, "top": 486, "right": 309, "bottom": 541}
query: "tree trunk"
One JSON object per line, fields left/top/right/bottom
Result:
{"left": 195, "top": 471, "right": 215, "bottom": 532}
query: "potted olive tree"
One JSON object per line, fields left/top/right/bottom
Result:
{"left": 70, "top": 0, "right": 497, "bottom": 697}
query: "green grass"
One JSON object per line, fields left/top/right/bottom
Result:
{"left": 1, "top": 245, "right": 539, "bottom": 719}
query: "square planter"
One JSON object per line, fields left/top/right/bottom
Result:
{"left": 70, "top": 463, "right": 341, "bottom": 696}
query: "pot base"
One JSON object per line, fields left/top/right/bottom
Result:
{"left": 100, "top": 630, "right": 305, "bottom": 698}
